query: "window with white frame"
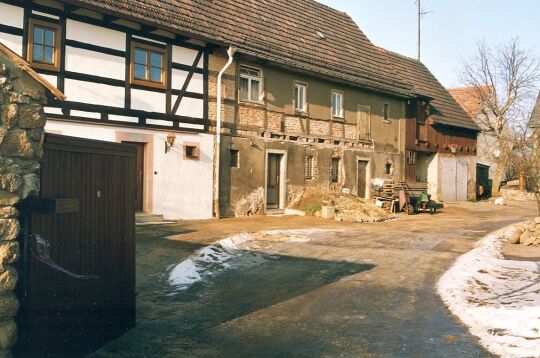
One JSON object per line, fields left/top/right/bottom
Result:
{"left": 294, "top": 83, "right": 307, "bottom": 112}
{"left": 332, "top": 91, "right": 343, "bottom": 118}
{"left": 239, "top": 66, "right": 262, "bottom": 102}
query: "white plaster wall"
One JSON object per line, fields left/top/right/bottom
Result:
{"left": 427, "top": 153, "right": 439, "bottom": 201}
{"left": 65, "top": 46, "right": 125, "bottom": 80}
{"left": 0, "top": 33, "right": 22, "bottom": 56}
{"left": 151, "top": 132, "right": 214, "bottom": 220}
{"left": 44, "top": 120, "right": 214, "bottom": 220}
{"left": 172, "top": 46, "right": 203, "bottom": 67}
{"left": 131, "top": 89, "right": 166, "bottom": 113}
{"left": 171, "top": 70, "right": 203, "bottom": 93}
{"left": 0, "top": 3, "right": 24, "bottom": 28}
{"left": 71, "top": 110, "right": 101, "bottom": 119}
{"left": 64, "top": 79, "right": 125, "bottom": 107}
{"left": 39, "top": 74, "right": 58, "bottom": 88}
{"left": 66, "top": 20, "right": 126, "bottom": 51}
{"left": 174, "top": 96, "right": 204, "bottom": 118}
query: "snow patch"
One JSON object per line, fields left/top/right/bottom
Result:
{"left": 437, "top": 225, "right": 540, "bottom": 358}
{"left": 167, "top": 229, "right": 330, "bottom": 291}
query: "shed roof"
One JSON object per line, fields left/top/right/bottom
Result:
{"left": 383, "top": 49, "right": 480, "bottom": 131}
{"left": 0, "top": 42, "right": 66, "bottom": 100}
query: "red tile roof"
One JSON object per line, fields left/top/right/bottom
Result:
{"left": 448, "top": 86, "right": 491, "bottom": 119}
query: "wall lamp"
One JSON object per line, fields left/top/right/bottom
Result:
{"left": 165, "top": 132, "right": 176, "bottom": 153}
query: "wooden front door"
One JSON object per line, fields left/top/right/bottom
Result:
{"left": 357, "top": 160, "right": 368, "bottom": 198}
{"left": 123, "top": 142, "right": 144, "bottom": 211}
{"left": 267, "top": 154, "right": 282, "bottom": 208}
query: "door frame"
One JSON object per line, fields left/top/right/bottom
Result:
{"left": 116, "top": 132, "right": 154, "bottom": 213}
{"left": 356, "top": 157, "right": 371, "bottom": 198}
{"left": 264, "top": 149, "right": 287, "bottom": 211}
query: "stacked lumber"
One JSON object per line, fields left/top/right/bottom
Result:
{"left": 371, "top": 181, "right": 428, "bottom": 201}
{"left": 398, "top": 182, "right": 428, "bottom": 197}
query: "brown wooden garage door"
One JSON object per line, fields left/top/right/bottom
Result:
{"left": 16, "top": 134, "right": 137, "bottom": 357}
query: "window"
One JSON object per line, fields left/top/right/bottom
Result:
{"left": 184, "top": 144, "right": 200, "bottom": 159}
{"left": 357, "top": 105, "right": 371, "bottom": 140}
{"left": 131, "top": 43, "right": 167, "bottom": 88}
{"left": 383, "top": 103, "right": 390, "bottom": 123}
{"left": 230, "top": 149, "right": 239, "bottom": 168}
{"left": 385, "top": 162, "right": 393, "bottom": 175}
{"left": 239, "top": 66, "right": 262, "bottom": 102}
{"left": 406, "top": 151, "right": 416, "bottom": 165}
{"left": 331, "top": 157, "right": 340, "bottom": 183}
{"left": 305, "top": 155, "right": 314, "bottom": 179}
{"left": 28, "top": 19, "right": 61, "bottom": 71}
{"left": 294, "top": 83, "right": 307, "bottom": 112}
{"left": 332, "top": 91, "right": 344, "bottom": 118}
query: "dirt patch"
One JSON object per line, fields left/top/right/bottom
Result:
{"left": 290, "top": 187, "right": 395, "bottom": 222}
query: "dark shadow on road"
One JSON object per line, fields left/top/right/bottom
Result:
{"left": 94, "top": 235, "right": 374, "bottom": 357}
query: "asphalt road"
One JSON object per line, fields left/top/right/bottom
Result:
{"left": 94, "top": 200, "right": 536, "bottom": 357}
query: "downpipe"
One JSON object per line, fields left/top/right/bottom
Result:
{"left": 214, "top": 46, "right": 236, "bottom": 218}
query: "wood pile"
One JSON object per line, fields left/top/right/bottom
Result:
{"left": 371, "top": 181, "right": 428, "bottom": 201}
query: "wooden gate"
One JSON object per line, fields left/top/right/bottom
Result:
{"left": 16, "top": 134, "right": 137, "bottom": 357}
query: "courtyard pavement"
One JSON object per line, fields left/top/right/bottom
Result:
{"left": 95, "top": 200, "right": 537, "bottom": 357}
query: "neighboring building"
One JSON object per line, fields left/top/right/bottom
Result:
{"left": 532, "top": 91, "right": 540, "bottom": 132}
{"left": 449, "top": 86, "right": 499, "bottom": 196}
{"left": 0, "top": 0, "right": 213, "bottom": 220}
{"left": 385, "top": 51, "right": 480, "bottom": 202}
{"left": 0, "top": 0, "right": 480, "bottom": 218}
{"left": 205, "top": 2, "right": 414, "bottom": 216}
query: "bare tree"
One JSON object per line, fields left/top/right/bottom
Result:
{"left": 522, "top": 129, "right": 540, "bottom": 214}
{"left": 460, "top": 39, "right": 540, "bottom": 195}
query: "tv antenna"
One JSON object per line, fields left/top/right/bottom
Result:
{"left": 416, "top": 0, "right": 433, "bottom": 60}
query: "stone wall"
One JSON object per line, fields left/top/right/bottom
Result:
{"left": 0, "top": 59, "right": 47, "bottom": 356}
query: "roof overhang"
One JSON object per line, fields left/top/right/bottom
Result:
{"left": 0, "top": 42, "right": 66, "bottom": 100}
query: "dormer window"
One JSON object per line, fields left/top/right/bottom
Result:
{"left": 239, "top": 66, "right": 262, "bottom": 102}
{"left": 130, "top": 42, "right": 167, "bottom": 89}
{"left": 28, "top": 19, "right": 61, "bottom": 71}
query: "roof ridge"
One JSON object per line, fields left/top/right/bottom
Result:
{"left": 378, "top": 47, "right": 420, "bottom": 63}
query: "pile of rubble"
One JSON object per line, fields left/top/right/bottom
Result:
{"left": 333, "top": 195, "right": 394, "bottom": 223}
{"left": 511, "top": 217, "right": 540, "bottom": 246}
{"left": 289, "top": 187, "right": 395, "bottom": 223}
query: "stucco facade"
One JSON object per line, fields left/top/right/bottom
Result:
{"left": 209, "top": 50, "right": 408, "bottom": 216}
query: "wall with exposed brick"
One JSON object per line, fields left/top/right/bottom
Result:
{"left": 208, "top": 50, "right": 408, "bottom": 216}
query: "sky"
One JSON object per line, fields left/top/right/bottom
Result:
{"left": 317, "top": 0, "right": 540, "bottom": 88}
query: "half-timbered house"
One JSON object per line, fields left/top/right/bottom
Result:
{"left": 0, "top": 0, "right": 212, "bottom": 219}
{"left": 0, "top": 0, "right": 481, "bottom": 219}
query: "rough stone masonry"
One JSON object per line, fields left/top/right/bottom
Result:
{"left": 0, "top": 56, "right": 49, "bottom": 357}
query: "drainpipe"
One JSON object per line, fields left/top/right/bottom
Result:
{"left": 214, "top": 46, "right": 236, "bottom": 218}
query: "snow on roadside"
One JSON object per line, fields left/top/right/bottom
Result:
{"left": 167, "top": 229, "right": 331, "bottom": 291}
{"left": 437, "top": 224, "right": 540, "bottom": 358}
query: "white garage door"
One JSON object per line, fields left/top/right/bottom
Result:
{"left": 441, "top": 156, "right": 468, "bottom": 202}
